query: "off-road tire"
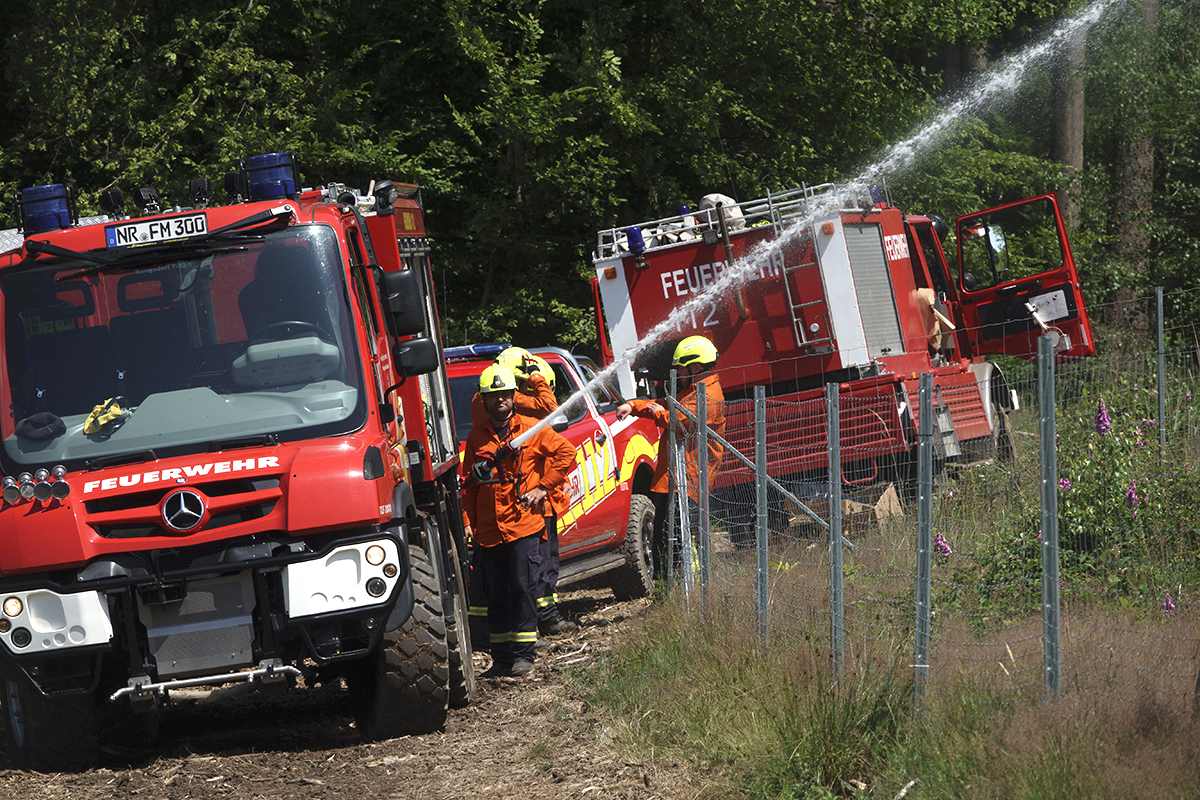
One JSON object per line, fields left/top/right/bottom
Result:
{"left": 443, "top": 535, "right": 476, "bottom": 708}
{"left": 609, "top": 494, "right": 655, "bottom": 600}
{"left": 350, "top": 545, "right": 449, "bottom": 741}
{"left": 4, "top": 677, "right": 99, "bottom": 772}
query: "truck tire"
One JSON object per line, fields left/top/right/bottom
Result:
{"left": 609, "top": 494, "right": 655, "bottom": 601}
{"left": 350, "top": 545, "right": 449, "bottom": 741}
{"left": 443, "top": 535, "right": 476, "bottom": 708}
{"left": 4, "top": 677, "right": 98, "bottom": 771}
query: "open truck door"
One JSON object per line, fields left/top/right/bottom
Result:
{"left": 954, "top": 195, "right": 1095, "bottom": 360}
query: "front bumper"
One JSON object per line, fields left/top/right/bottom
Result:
{"left": 0, "top": 526, "right": 414, "bottom": 696}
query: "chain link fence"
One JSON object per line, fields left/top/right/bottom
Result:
{"left": 662, "top": 288, "right": 1200, "bottom": 715}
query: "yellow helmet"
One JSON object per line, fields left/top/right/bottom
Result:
{"left": 495, "top": 347, "right": 556, "bottom": 390}
{"left": 478, "top": 364, "right": 518, "bottom": 394}
{"left": 525, "top": 354, "right": 555, "bottom": 390}
{"left": 494, "top": 347, "right": 533, "bottom": 372}
{"left": 672, "top": 335, "right": 718, "bottom": 367}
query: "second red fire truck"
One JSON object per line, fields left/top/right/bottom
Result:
{"left": 591, "top": 183, "right": 1094, "bottom": 522}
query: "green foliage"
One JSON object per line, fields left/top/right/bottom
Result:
{"left": 945, "top": 362, "right": 1200, "bottom": 619}
{"left": 753, "top": 660, "right": 910, "bottom": 799}
{"left": 4, "top": 0, "right": 1200, "bottom": 350}
{"left": 0, "top": 0, "right": 1097, "bottom": 354}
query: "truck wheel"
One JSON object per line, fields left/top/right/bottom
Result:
{"left": 610, "top": 494, "right": 655, "bottom": 600}
{"left": 350, "top": 545, "right": 449, "bottom": 741}
{"left": 4, "top": 677, "right": 99, "bottom": 771}
{"left": 443, "top": 535, "right": 476, "bottom": 708}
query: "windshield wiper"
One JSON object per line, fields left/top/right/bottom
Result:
{"left": 85, "top": 450, "right": 158, "bottom": 471}
{"left": 208, "top": 434, "right": 280, "bottom": 452}
{"left": 24, "top": 238, "right": 116, "bottom": 266}
{"left": 207, "top": 205, "right": 294, "bottom": 237}
{"left": 59, "top": 242, "right": 251, "bottom": 281}
{"left": 23, "top": 205, "right": 294, "bottom": 281}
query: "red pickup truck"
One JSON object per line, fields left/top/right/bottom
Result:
{"left": 445, "top": 345, "right": 660, "bottom": 598}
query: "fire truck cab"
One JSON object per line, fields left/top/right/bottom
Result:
{"left": 0, "top": 154, "right": 472, "bottom": 770}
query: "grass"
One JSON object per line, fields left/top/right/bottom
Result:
{"left": 574, "top": 592, "right": 1200, "bottom": 799}
{"left": 570, "top": 343, "right": 1200, "bottom": 797}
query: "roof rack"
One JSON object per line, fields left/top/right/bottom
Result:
{"left": 593, "top": 180, "right": 890, "bottom": 261}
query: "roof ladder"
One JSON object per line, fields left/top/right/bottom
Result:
{"left": 780, "top": 225, "right": 832, "bottom": 352}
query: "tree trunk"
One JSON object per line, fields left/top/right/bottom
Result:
{"left": 1109, "top": 0, "right": 1159, "bottom": 333}
{"left": 939, "top": 40, "right": 988, "bottom": 94}
{"left": 1051, "top": 38, "right": 1085, "bottom": 232}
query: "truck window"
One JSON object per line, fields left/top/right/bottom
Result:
{"left": 547, "top": 363, "right": 588, "bottom": 425}
{"left": 576, "top": 357, "right": 622, "bottom": 410}
{"left": 448, "top": 375, "right": 478, "bottom": 443}
{"left": 347, "top": 229, "right": 380, "bottom": 346}
{"left": 958, "top": 197, "right": 1065, "bottom": 292}
{"left": 1, "top": 224, "right": 368, "bottom": 470}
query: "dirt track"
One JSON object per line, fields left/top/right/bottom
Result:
{"left": 0, "top": 588, "right": 698, "bottom": 800}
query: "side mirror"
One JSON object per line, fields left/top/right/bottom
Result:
{"left": 378, "top": 268, "right": 427, "bottom": 338}
{"left": 396, "top": 336, "right": 439, "bottom": 377}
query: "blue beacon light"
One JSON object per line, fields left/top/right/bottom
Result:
{"left": 242, "top": 152, "right": 300, "bottom": 200}
{"left": 17, "top": 183, "right": 77, "bottom": 236}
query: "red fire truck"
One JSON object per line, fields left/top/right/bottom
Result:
{"left": 591, "top": 183, "right": 1094, "bottom": 518}
{"left": 0, "top": 153, "right": 472, "bottom": 770}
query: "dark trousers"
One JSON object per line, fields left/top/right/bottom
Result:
{"left": 479, "top": 533, "right": 542, "bottom": 665}
{"left": 467, "top": 544, "right": 490, "bottom": 651}
{"left": 536, "top": 515, "right": 562, "bottom": 625}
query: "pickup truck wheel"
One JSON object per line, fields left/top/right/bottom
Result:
{"left": 444, "top": 535, "right": 476, "bottom": 708}
{"left": 4, "top": 677, "right": 98, "bottom": 771}
{"left": 610, "top": 494, "right": 655, "bottom": 600}
{"left": 350, "top": 545, "right": 449, "bottom": 740}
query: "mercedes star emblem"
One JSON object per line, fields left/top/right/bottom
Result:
{"left": 162, "top": 489, "right": 205, "bottom": 531}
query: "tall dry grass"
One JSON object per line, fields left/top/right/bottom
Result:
{"left": 578, "top": 584, "right": 1200, "bottom": 799}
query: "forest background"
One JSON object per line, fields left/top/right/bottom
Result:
{"left": 0, "top": 0, "right": 1187, "bottom": 351}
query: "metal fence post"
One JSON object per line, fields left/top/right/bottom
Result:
{"left": 914, "top": 374, "right": 933, "bottom": 705}
{"left": 697, "top": 380, "right": 711, "bottom": 589}
{"left": 1038, "top": 336, "right": 1061, "bottom": 698}
{"left": 827, "top": 383, "right": 844, "bottom": 679}
{"left": 667, "top": 369, "right": 678, "bottom": 590}
{"left": 754, "top": 386, "right": 769, "bottom": 644}
{"left": 1158, "top": 287, "right": 1166, "bottom": 451}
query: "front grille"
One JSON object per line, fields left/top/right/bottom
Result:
{"left": 86, "top": 478, "right": 280, "bottom": 539}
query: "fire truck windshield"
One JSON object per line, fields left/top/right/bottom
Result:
{"left": 0, "top": 224, "right": 366, "bottom": 469}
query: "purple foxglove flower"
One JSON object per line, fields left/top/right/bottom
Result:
{"left": 1096, "top": 400, "right": 1111, "bottom": 435}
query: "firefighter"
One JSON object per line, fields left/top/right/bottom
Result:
{"left": 468, "top": 348, "right": 577, "bottom": 638}
{"left": 616, "top": 335, "right": 726, "bottom": 572}
{"left": 462, "top": 364, "right": 575, "bottom": 677}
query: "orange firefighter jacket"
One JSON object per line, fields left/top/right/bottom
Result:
{"left": 462, "top": 412, "right": 575, "bottom": 547}
{"left": 626, "top": 373, "right": 725, "bottom": 501}
{"left": 469, "top": 372, "right": 569, "bottom": 518}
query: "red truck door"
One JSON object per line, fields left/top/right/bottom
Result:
{"left": 540, "top": 356, "right": 626, "bottom": 554}
{"left": 954, "top": 195, "right": 1095, "bottom": 360}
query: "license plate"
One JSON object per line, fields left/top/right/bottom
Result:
{"left": 105, "top": 212, "right": 209, "bottom": 248}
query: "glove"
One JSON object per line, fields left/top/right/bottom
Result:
{"left": 510, "top": 357, "right": 532, "bottom": 383}
{"left": 84, "top": 397, "right": 126, "bottom": 435}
